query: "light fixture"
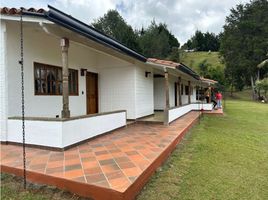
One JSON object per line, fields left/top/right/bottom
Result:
{"left": 145, "top": 71, "right": 151, "bottom": 77}
{"left": 80, "top": 68, "right": 87, "bottom": 76}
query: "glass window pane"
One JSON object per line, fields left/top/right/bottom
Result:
{"left": 59, "top": 81, "right": 62, "bottom": 94}
{"left": 41, "top": 80, "right": 46, "bottom": 93}
{"left": 35, "top": 79, "right": 41, "bottom": 93}
{"left": 41, "top": 68, "right": 46, "bottom": 79}
{"left": 57, "top": 69, "right": 62, "bottom": 81}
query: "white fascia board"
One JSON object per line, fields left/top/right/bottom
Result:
{"left": 0, "top": 15, "right": 53, "bottom": 24}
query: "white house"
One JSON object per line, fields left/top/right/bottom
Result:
{"left": 0, "top": 6, "right": 216, "bottom": 149}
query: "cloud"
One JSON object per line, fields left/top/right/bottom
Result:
{"left": 1, "top": 0, "right": 251, "bottom": 44}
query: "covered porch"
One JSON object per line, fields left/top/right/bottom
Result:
{"left": 1, "top": 111, "right": 201, "bottom": 200}
{"left": 1, "top": 6, "right": 152, "bottom": 149}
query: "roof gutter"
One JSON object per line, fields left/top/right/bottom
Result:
{"left": 22, "top": 5, "right": 147, "bottom": 62}
{"left": 176, "top": 64, "right": 200, "bottom": 80}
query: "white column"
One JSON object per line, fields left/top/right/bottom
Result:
{"left": 0, "top": 21, "right": 8, "bottom": 141}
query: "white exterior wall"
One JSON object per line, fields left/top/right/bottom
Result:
{"left": 181, "top": 80, "right": 189, "bottom": 105}
{"left": 192, "top": 103, "right": 213, "bottom": 110}
{"left": 168, "top": 103, "right": 213, "bottom": 123}
{"left": 8, "top": 120, "right": 62, "bottom": 147}
{"left": 7, "top": 111, "right": 126, "bottom": 148}
{"left": 169, "top": 104, "right": 192, "bottom": 123}
{"left": 6, "top": 21, "right": 98, "bottom": 118}
{"left": 99, "top": 64, "right": 136, "bottom": 119}
{"left": 154, "top": 75, "right": 194, "bottom": 110}
{"left": 153, "top": 77, "right": 165, "bottom": 110}
{"left": 169, "top": 75, "right": 176, "bottom": 108}
{"left": 0, "top": 21, "right": 8, "bottom": 141}
{"left": 62, "top": 112, "right": 126, "bottom": 147}
{"left": 135, "top": 66, "right": 154, "bottom": 118}
{"left": 191, "top": 86, "right": 197, "bottom": 103}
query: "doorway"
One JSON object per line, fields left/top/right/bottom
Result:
{"left": 86, "top": 72, "right": 98, "bottom": 114}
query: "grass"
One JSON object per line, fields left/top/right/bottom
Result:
{"left": 0, "top": 173, "right": 90, "bottom": 200}
{"left": 180, "top": 51, "right": 224, "bottom": 72}
{"left": 137, "top": 99, "right": 268, "bottom": 200}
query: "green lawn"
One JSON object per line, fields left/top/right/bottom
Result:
{"left": 180, "top": 51, "right": 224, "bottom": 72}
{"left": 137, "top": 100, "right": 268, "bottom": 200}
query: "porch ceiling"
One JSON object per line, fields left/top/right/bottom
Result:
{"left": 38, "top": 23, "right": 145, "bottom": 66}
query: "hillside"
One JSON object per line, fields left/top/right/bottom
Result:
{"left": 180, "top": 51, "right": 225, "bottom": 73}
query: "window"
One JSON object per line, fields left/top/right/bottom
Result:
{"left": 181, "top": 84, "right": 184, "bottom": 95}
{"left": 34, "top": 62, "right": 78, "bottom": 95}
{"left": 68, "top": 69, "right": 78, "bottom": 95}
{"left": 185, "top": 85, "right": 189, "bottom": 95}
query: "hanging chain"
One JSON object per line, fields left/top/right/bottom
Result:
{"left": 20, "top": 9, "right": 27, "bottom": 190}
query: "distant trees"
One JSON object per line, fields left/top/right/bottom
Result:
{"left": 197, "top": 59, "right": 225, "bottom": 86}
{"left": 138, "top": 21, "right": 180, "bottom": 60}
{"left": 220, "top": 0, "right": 268, "bottom": 97}
{"left": 182, "top": 31, "right": 220, "bottom": 51}
{"left": 92, "top": 11, "right": 180, "bottom": 61}
{"left": 92, "top": 10, "right": 141, "bottom": 52}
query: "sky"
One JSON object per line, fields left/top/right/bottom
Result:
{"left": 1, "top": 0, "right": 251, "bottom": 44}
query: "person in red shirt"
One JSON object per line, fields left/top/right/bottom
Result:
{"left": 216, "top": 91, "right": 222, "bottom": 109}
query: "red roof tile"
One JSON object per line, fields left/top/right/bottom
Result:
{"left": 147, "top": 58, "right": 179, "bottom": 68}
{"left": 0, "top": 7, "right": 46, "bottom": 15}
{"left": 200, "top": 77, "right": 218, "bottom": 84}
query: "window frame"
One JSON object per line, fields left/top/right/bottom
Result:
{"left": 34, "top": 62, "right": 79, "bottom": 96}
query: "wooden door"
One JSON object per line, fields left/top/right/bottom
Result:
{"left": 86, "top": 72, "right": 98, "bottom": 114}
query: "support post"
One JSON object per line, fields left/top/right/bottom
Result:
{"left": 188, "top": 80, "right": 191, "bottom": 104}
{"left": 178, "top": 77, "right": 182, "bottom": 106}
{"left": 61, "top": 38, "right": 70, "bottom": 118}
{"left": 208, "top": 86, "right": 211, "bottom": 103}
{"left": 164, "top": 71, "right": 169, "bottom": 125}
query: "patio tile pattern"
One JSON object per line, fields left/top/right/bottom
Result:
{"left": 1, "top": 111, "right": 200, "bottom": 200}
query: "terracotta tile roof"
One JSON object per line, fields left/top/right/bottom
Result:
{"left": 147, "top": 58, "right": 179, "bottom": 68}
{"left": 200, "top": 77, "right": 218, "bottom": 84}
{"left": 0, "top": 7, "right": 46, "bottom": 15}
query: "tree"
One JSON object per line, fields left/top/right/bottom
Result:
{"left": 255, "top": 77, "right": 268, "bottom": 101}
{"left": 138, "top": 21, "right": 180, "bottom": 59}
{"left": 92, "top": 10, "right": 141, "bottom": 52}
{"left": 182, "top": 31, "right": 220, "bottom": 51}
{"left": 220, "top": 0, "right": 268, "bottom": 97}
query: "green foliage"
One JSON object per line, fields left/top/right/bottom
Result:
{"left": 92, "top": 12, "right": 180, "bottom": 60}
{"left": 138, "top": 21, "right": 180, "bottom": 59}
{"left": 181, "top": 51, "right": 226, "bottom": 85}
{"left": 167, "top": 47, "right": 181, "bottom": 62}
{"left": 220, "top": 0, "right": 268, "bottom": 90}
{"left": 92, "top": 10, "right": 141, "bottom": 52}
{"left": 256, "top": 77, "right": 268, "bottom": 99}
{"left": 182, "top": 30, "right": 220, "bottom": 51}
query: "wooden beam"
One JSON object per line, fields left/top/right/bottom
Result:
{"left": 164, "top": 71, "right": 169, "bottom": 125}
{"left": 61, "top": 37, "right": 70, "bottom": 118}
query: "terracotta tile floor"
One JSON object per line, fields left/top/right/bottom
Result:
{"left": 1, "top": 111, "right": 201, "bottom": 199}
{"left": 203, "top": 108, "right": 224, "bottom": 115}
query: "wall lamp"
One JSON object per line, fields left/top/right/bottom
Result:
{"left": 145, "top": 71, "right": 151, "bottom": 77}
{"left": 80, "top": 68, "right": 87, "bottom": 76}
